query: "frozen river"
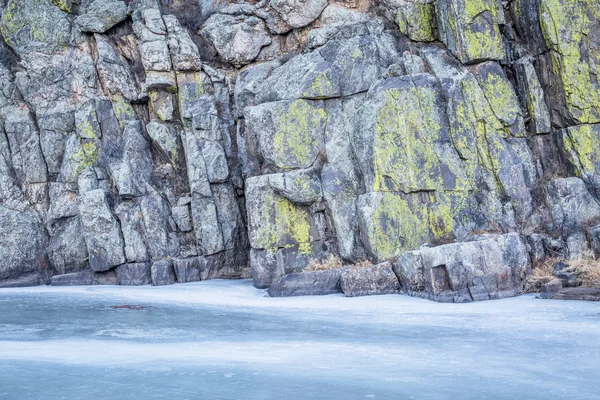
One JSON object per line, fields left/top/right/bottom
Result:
{"left": 0, "top": 280, "right": 599, "bottom": 400}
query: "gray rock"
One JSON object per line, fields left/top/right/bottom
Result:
{"left": 172, "top": 205, "right": 193, "bottom": 232}
{"left": 340, "top": 262, "right": 401, "bottom": 297}
{"left": 47, "top": 217, "right": 89, "bottom": 275}
{"left": 202, "top": 141, "right": 229, "bottom": 183}
{"left": 254, "top": 52, "right": 339, "bottom": 103}
{"left": 435, "top": 0, "right": 504, "bottom": 63}
{"left": 545, "top": 178, "right": 600, "bottom": 257}
{"left": 552, "top": 287, "right": 600, "bottom": 302}
{"left": 95, "top": 35, "right": 140, "bottom": 102}
{"left": 259, "top": 0, "right": 328, "bottom": 34}
{"left": 0, "top": 274, "right": 45, "bottom": 288}
{"left": 393, "top": 234, "right": 530, "bottom": 302}
{"left": 553, "top": 261, "right": 578, "bottom": 287}
{"left": 51, "top": 270, "right": 119, "bottom": 286}
{"left": 0, "top": 206, "right": 48, "bottom": 282}
{"left": 268, "top": 269, "right": 342, "bottom": 297}
{"left": 78, "top": 189, "right": 126, "bottom": 272}
{"left": 201, "top": 14, "right": 271, "bottom": 66}
{"left": 514, "top": 57, "right": 551, "bottom": 134}
{"left": 75, "top": 0, "right": 129, "bottom": 33}
{"left": 140, "top": 191, "right": 170, "bottom": 260}
{"left": 115, "top": 201, "right": 151, "bottom": 263}
{"left": 0, "top": 0, "right": 72, "bottom": 56}
{"left": 151, "top": 260, "right": 176, "bottom": 286}
{"left": 173, "top": 256, "right": 205, "bottom": 283}
{"left": 244, "top": 99, "right": 326, "bottom": 170}
{"left": 116, "top": 263, "right": 151, "bottom": 285}
{"left": 163, "top": 14, "right": 202, "bottom": 71}
{"left": 540, "top": 278, "right": 563, "bottom": 299}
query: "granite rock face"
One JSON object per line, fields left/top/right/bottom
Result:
{"left": 0, "top": 0, "right": 599, "bottom": 301}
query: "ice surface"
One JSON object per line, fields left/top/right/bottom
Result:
{"left": 1, "top": 280, "right": 599, "bottom": 399}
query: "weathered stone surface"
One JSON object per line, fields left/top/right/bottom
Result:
{"left": 163, "top": 14, "right": 202, "bottom": 71}
{"left": 268, "top": 269, "right": 342, "bottom": 297}
{"left": 51, "top": 270, "right": 119, "bottom": 286}
{"left": 245, "top": 99, "right": 326, "bottom": 171}
{"left": 116, "top": 263, "right": 151, "bottom": 286}
{"left": 540, "top": 278, "right": 563, "bottom": 299}
{"left": 1, "top": 0, "right": 600, "bottom": 296}
{"left": 340, "top": 262, "right": 401, "bottom": 297}
{"left": 395, "top": 1, "right": 436, "bottom": 42}
{"left": 246, "top": 175, "right": 324, "bottom": 255}
{"left": 151, "top": 260, "right": 176, "bottom": 286}
{"left": 258, "top": 0, "right": 328, "bottom": 34}
{"left": 436, "top": 0, "right": 505, "bottom": 63}
{"left": 545, "top": 178, "right": 600, "bottom": 257}
{"left": 393, "top": 234, "right": 530, "bottom": 302}
{"left": 0, "top": 0, "right": 72, "bottom": 56}
{"left": 559, "top": 124, "right": 600, "bottom": 198}
{"left": 78, "top": 189, "right": 126, "bottom": 272}
{"left": 201, "top": 14, "right": 271, "bottom": 66}
{"left": 538, "top": 0, "right": 600, "bottom": 124}
{"left": 514, "top": 57, "right": 551, "bottom": 134}
{"left": 47, "top": 217, "right": 89, "bottom": 275}
{"left": 75, "top": 0, "right": 129, "bottom": 33}
{"left": 552, "top": 262, "right": 578, "bottom": 287}
{"left": 551, "top": 287, "right": 600, "bottom": 301}
{"left": 0, "top": 206, "right": 48, "bottom": 282}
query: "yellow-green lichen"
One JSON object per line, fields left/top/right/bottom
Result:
{"left": 372, "top": 83, "right": 466, "bottom": 193}
{"left": 51, "top": 0, "right": 71, "bottom": 13}
{"left": 447, "top": 0, "right": 505, "bottom": 62}
{"left": 396, "top": 3, "right": 436, "bottom": 42}
{"left": 1, "top": 0, "right": 71, "bottom": 50}
{"left": 149, "top": 91, "right": 174, "bottom": 122}
{"left": 365, "top": 192, "right": 430, "bottom": 260}
{"left": 476, "top": 66, "right": 524, "bottom": 136}
{"left": 273, "top": 100, "right": 326, "bottom": 170}
{"left": 305, "top": 71, "right": 335, "bottom": 99}
{"left": 539, "top": 0, "right": 600, "bottom": 124}
{"left": 69, "top": 139, "right": 99, "bottom": 180}
{"left": 254, "top": 192, "right": 313, "bottom": 255}
{"left": 561, "top": 124, "right": 600, "bottom": 175}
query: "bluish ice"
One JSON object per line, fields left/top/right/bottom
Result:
{"left": 0, "top": 280, "right": 599, "bottom": 400}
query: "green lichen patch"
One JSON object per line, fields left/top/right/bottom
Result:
{"left": 250, "top": 187, "right": 315, "bottom": 255}
{"left": 272, "top": 99, "right": 326, "bottom": 170}
{"left": 539, "top": 0, "right": 600, "bottom": 124}
{"left": 1, "top": 0, "right": 72, "bottom": 53}
{"left": 370, "top": 76, "right": 468, "bottom": 193}
{"left": 474, "top": 62, "right": 525, "bottom": 137}
{"left": 439, "top": 0, "right": 505, "bottom": 63}
{"left": 68, "top": 139, "right": 99, "bottom": 180}
{"left": 359, "top": 192, "right": 430, "bottom": 261}
{"left": 396, "top": 2, "right": 436, "bottom": 42}
{"left": 111, "top": 98, "right": 137, "bottom": 129}
{"left": 560, "top": 124, "right": 600, "bottom": 176}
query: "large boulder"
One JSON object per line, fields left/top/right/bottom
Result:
{"left": 393, "top": 234, "right": 530, "bottom": 302}
{"left": 268, "top": 269, "right": 342, "bottom": 297}
{"left": 340, "top": 262, "right": 401, "bottom": 297}
{"left": 116, "top": 263, "right": 151, "bottom": 286}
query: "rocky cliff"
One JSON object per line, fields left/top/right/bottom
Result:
{"left": 0, "top": 0, "right": 599, "bottom": 300}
